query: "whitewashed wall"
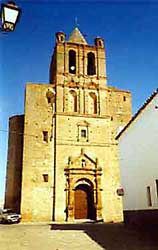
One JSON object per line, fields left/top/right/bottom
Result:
{"left": 118, "top": 94, "right": 158, "bottom": 210}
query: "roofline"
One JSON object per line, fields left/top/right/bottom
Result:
{"left": 116, "top": 89, "right": 158, "bottom": 140}
{"left": 108, "top": 86, "right": 131, "bottom": 94}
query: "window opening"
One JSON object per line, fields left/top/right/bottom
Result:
{"left": 69, "top": 50, "right": 76, "bottom": 74}
{"left": 43, "top": 131, "right": 48, "bottom": 142}
{"left": 43, "top": 174, "right": 48, "bottom": 182}
{"left": 98, "top": 41, "right": 102, "bottom": 46}
{"left": 81, "top": 129, "right": 86, "bottom": 138}
{"left": 123, "top": 96, "right": 126, "bottom": 102}
{"left": 87, "top": 52, "right": 96, "bottom": 75}
{"left": 147, "top": 186, "right": 152, "bottom": 206}
{"left": 82, "top": 159, "right": 86, "bottom": 167}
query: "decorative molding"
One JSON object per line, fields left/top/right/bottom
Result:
{"left": 66, "top": 81, "right": 80, "bottom": 88}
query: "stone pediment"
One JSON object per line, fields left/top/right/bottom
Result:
{"left": 77, "top": 120, "right": 89, "bottom": 127}
{"left": 67, "top": 149, "right": 97, "bottom": 169}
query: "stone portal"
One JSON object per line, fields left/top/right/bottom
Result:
{"left": 64, "top": 149, "right": 103, "bottom": 222}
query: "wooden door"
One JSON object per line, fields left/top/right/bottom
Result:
{"left": 74, "top": 189, "right": 88, "bottom": 219}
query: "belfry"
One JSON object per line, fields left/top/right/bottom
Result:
{"left": 5, "top": 27, "right": 132, "bottom": 222}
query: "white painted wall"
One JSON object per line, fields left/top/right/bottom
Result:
{"left": 0, "top": 198, "right": 4, "bottom": 209}
{"left": 118, "top": 94, "right": 158, "bottom": 210}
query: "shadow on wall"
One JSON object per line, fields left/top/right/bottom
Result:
{"left": 50, "top": 222, "right": 158, "bottom": 250}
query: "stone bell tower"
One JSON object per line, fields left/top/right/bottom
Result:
{"left": 50, "top": 27, "right": 106, "bottom": 86}
{"left": 49, "top": 28, "right": 108, "bottom": 113}
{"left": 46, "top": 27, "right": 131, "bottom": 222}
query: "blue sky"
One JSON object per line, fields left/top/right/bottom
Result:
{"left": 1, "top": 0, "right": 158, "bottom": 201}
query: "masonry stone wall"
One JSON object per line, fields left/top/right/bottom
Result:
{"left": 19, "top": 81, "right": 131, "bottom": 222}
{"left": 5, "top": 115, "right": 24, "bottom": 213}
{"left": 21, "top": 84, "right": 54, "bottom": 221}
{"left": 54, "top": 114, "right": 123, "bottom": 222}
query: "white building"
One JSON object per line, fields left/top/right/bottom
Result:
{"left": 0, "top": 198, "right": 4, "bottom": 209}
{"left": 116, "top": 90, "right": 158, "bottom": 223}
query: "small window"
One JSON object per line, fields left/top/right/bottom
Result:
{"left": 98, "top": 41, "right": 102, "bottom": 46}
{"left": 43, "top": 174, "right": 48, "bottom": 182}
{"left": 81, "top": 129, "right": 86, "bottom": 138}
{"left": 82, "top": 159, "right": 86, "bottom": 167}
{"left": 43, "top": 131, "right": 48, "bottom": 142}
{"left": 147, "top": 186, "right": 152, "bottom": 206}
{"left": 123, "top": 96, "right": 126, "bottom": 102}
{"left": 78, "top": 125, "right": 89, "bottom": 142}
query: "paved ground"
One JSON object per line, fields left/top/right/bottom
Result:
{"left": 0, "top": 222, "right": 158, "bottom": 250}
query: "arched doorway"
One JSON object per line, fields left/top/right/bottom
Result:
{"left": 74, "top": 184, "right": 96, "bottom": 220}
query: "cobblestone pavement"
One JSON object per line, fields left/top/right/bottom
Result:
{"left": 0, "top": 223, "right": 158, "bottom": 250}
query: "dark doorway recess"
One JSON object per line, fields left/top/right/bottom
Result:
{"left": 74, "top": 184, "right": 96, "bottom": 220}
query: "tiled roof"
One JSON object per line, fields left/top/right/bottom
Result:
{"left": 116, "top": 89, "right": 158, "bottom": 140}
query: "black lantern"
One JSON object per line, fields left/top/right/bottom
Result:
{"left": 1, "top": 1, "right": 21, "bottom": 32}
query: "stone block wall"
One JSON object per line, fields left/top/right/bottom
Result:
{"left": 5, "top": 115, "right": 24, "bottom": 213}
{"left": 21, "top": 84, "right": 54, "bottom": 222}
{"left": 49, "top": 112, "right": 123, "bottom": 222}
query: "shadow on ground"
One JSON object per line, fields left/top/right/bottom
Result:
{"left": 50, "top": 223, "right": 158, "bottom": 250}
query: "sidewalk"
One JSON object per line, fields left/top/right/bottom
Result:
{"left": 0, "top": 223, "right": 158, "bottom": 250}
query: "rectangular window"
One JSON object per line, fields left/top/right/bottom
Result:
{"left": 77, "top": 125, "right": 89, "bottom": 142}
{"left": 156, "top": 180, "right": 158, "bottom": 199}
{"left": 81, "top": 129, "right": 86, "bottom": 138}
{"left": 147, "top": 186, "right": 152, "bottom": 207}
{"left": 43, "top": 131, "right": 48, "bottom": 142}
{"left": 123, "top": 96, "right": 126, "bottom": 102}
{"left": 43, "top": 174, "right": 48, "bottom": 182}
{"left": 82, "top": 159, "right": 86, "bottom": 167}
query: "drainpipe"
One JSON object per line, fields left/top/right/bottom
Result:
{"left": 52, "top": 79, "right": 57, "bottom": 221}
{"left": 52, "top": 111, "right": 56, "bottom": 221}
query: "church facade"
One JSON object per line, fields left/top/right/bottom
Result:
{"left": 5, "top": 28, "right": 132, "bottom": 222}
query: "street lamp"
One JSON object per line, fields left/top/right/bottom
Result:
{"left": 0, "top": 1, "right": 21, "bottom": 32}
